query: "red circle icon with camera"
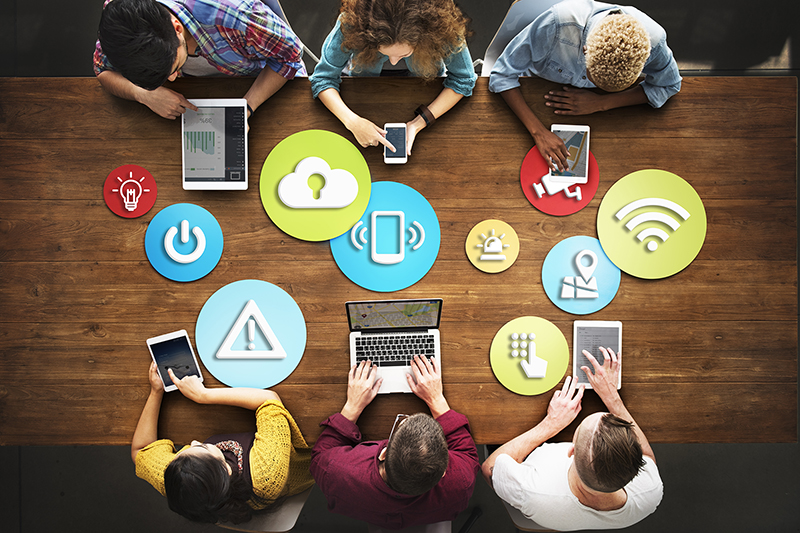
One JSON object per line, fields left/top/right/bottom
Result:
{"left": 103, "top": 165, "right": 158, "bottom": 218}
{"left": 520, "top": 148, "right": 599, "bottom": 216}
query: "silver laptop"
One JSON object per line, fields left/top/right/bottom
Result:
{"left": 347, "top": 298, "right": 443, "bottom": 394}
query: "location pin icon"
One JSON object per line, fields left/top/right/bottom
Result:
{"left": 575, "top": 249, "right": 598, "bottom": 282}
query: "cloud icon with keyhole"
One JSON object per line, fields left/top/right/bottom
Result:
{"left": 278, "top": 157, "right": 359, "bottom": 209}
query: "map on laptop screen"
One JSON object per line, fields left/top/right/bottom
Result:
{"left": 347, "top": 300, "right": 441, "bottom": 331}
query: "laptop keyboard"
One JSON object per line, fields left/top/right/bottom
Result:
{"left": 355, "top": 333, "right": 436, "bottom": 366}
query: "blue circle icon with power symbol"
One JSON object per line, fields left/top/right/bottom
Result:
{"left": 145, "top": 203, "right": 224, "bottom": 282}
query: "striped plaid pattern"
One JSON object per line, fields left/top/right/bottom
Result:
{"left": 93, "top": 0, "right": 305, "bottom": 78}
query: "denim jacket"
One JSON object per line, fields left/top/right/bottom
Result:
{"left": 310, "top": 18, "right": 477, "bottom": 99}
{"left": 489, "top": 0, "right": 681, "bottom": 108}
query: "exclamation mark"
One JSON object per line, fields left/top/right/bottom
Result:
{"left": 247, "top": 319, "right": 255, "bottom": 350}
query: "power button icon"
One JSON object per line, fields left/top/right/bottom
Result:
{"left": 145, "top": 204, "right": 223, "bottom": 282}
{"left": 165, "top": 220, "right": 206, "bottom": 264}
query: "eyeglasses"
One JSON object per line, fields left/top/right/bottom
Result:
{"left": 388, "top": 413, "right": 410, "bottom": 445}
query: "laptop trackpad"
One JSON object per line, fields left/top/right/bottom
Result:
{"left": 378, "top": 368, "right": 412, "bottom": 394}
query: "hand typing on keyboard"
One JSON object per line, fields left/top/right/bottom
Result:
{"left": 341, "top": 360, "right": 383, "bottom": 423}
{"left": 407, "top": 355, "right": 450, "bottom": 419}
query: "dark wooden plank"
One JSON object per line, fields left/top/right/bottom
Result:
{"left": 0, "top": 259, "right": 795, "bottom": 322}
{"left": 0, "top": 198, "right": 795, "bottom": 262}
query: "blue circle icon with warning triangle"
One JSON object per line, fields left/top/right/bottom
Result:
{"left": 195, "top": 280, "right": 306, "bottom": 388}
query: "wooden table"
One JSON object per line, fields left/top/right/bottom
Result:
{"left": 0, "top": 76, "right": 796, "bottom": 446}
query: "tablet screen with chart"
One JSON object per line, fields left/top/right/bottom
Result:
{"left": 182, "top": 99, "right": 248, "bottom": 190}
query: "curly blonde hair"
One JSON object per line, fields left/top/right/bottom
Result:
{"left": 584, "top": 13, "right": 650, "bottom": 92}
{"left": 339, "top": 0, "right": 470, "bottom": 79}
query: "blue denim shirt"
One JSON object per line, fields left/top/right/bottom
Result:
{"left": 488, "top": 0, "right": 681, "bottom": 108}
{"left": 310, "top": 19, "right": 477, "bottom": 99}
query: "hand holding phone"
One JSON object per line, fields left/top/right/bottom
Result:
{"left": 384, "top": 123, "right": 408, "bottom": 164}
{"left": 549, "top": 124, "right": 590, "bottom": 184}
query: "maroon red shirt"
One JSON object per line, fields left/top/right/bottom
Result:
{"left": 310, "top": 410, "right": 480, "bottom": 529}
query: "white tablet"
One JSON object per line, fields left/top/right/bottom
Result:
{"left": 182, "top": 98, "right": 248, "bottom": 190}
{"left": 573, "top": 320, "right": 622, "bottom": 389}
{"left": 549, "top": 124, "right": 589, "bottom": 185}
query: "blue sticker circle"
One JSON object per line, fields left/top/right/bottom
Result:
{"left": 330, "top": 182, "right": 441, "bottom": 292}
{"left": 541, "top": 236, "right": 621, "bottom": 315}
{"left": 145, "top": 203, "right": 223, "bottom": 282}
{"left": 195, "top": 280, "right": 306, "bottom": 389}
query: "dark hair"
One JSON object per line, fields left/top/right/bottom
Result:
{"left": 165, "top": 453, "right": 257, "bottom": 524}
{"left": 97, "top": 0, "right": 180, "bottom": 90}
{"left": 339, "top": 0, "right": 471, "bottom": 79}
{"left": 574, "top": 414, "right": 646, "bottom": 493}
{"left": 384, "top": 413, "right": 449, "bottom": 495}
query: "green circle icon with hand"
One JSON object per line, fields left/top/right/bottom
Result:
{"left": 597, "top": 169, "right": 706, "bottom": 279}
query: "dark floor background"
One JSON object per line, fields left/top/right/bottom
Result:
{"left": 1, "top": 0, "right": 798, "bottom": 531}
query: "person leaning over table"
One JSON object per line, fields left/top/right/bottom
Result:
{"left": 481, "top": 347, "right": 663, "bottom": 531}
{"left": 310, "top": 355, "right": 480, "bottom": 529}
{"left": 93, "top": 0, "right": 305, "bottom": 120}
{"left": 489, "top": 0, "right": 681, "bottom": 173}
{"left": 309, "top": 0, "right": 477, "bottom": 155}
{"left": 131, "top": 362, "right": 314, "bottom": 525}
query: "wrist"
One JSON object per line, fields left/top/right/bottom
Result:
{"left": 427, "top": 396, "right": 450, "bottom": 418}
{"left": 341, "top": 402, "right": 362, "bottom": 423}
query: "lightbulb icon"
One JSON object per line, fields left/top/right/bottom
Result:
{"left": 112, "top": 171, "right": 151, "bottom": 212}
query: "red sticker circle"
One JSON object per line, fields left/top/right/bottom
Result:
{"left": 520, "top": 147, "right": 599, "bottom": 216}
{"left": 103, "top": 165, "right": 158, "bottom": 218}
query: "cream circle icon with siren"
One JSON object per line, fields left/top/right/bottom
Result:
{"left": 465, "top": 220, "right": 520, "bottom": 273}
{"left": 597, "top": 169, "right": 707, "bottom": 279}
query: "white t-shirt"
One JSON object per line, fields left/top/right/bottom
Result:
{"left": 492, "top": 442, "right": 663, "bottom": 531}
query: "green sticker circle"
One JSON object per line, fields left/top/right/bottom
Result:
{"left": 260, "top": 130, "right": 371, "bottom": 241}
{"left": 489, "top": 317, "right": 569, "bottom": 396}
{"left": 597, "top": 169, "right": 706, "bottom": 279}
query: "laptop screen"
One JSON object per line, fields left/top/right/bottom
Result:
{"left": 346, "top": 299, "right": 442, "bottom": 332}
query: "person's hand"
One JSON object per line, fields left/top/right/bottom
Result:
{"left": 138, "top": 86, "right": 198, "bottom": 119}
{"left": 148, "top": 362, "right": 165, "bottom": 396}
{"left": 167, "top": 368, "right": 208, "bottom": 404}
{"left": 534, "top": 128, "right": 570, "bottom": 172}
{"left": 544, "top": 86, "right": 605, "bottom": 115}
{"left": 543, "top": 375, "right": 584, "bottom": 432}
{"left": 407, "top": 355, "right": 450, "bottom": 417}
{"left": 346, "top": 116, "right": 394, "bottom": 151}
{"left": 341, "top": 360, "right": 382, "bottom": 423}
{"left": 581, "top": 347, "right": 622, "bottom": 403}
{"left": 405, "top": 116, "right": 425, "bottom": 156}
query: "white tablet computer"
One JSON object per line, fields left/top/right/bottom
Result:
{"left": 182, "top": 98, "right": 248, "bottom": 190}
{"left": 573, "top": 320, "right": 622, "bottom": 389}
{"left": 549, "top": 124, "right": 589, "bottom": 185}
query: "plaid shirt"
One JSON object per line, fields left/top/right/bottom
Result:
{"left": 93, "top": 0, "right": 306, "bottom": 79}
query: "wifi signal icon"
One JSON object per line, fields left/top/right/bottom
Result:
{"left": 614, "top": 198, "right": 691, "bottom": 252}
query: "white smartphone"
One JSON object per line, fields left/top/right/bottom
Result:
{"left": 384, "top": 123, "right": 407, "bottom": 164}
{"left": 573, "top": 320, "right": 622, "bottom": 389}
{"left": 549, "top": 124, "right": 590, "bottom": 184}
{"left": 370, "top": 210, "right": 405, "bottom": 265}
{"left": 146, "top": 329, "right": 203, "bottom": 392}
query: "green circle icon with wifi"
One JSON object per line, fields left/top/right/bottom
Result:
{"left": 597, "top": 170, "right": 706, "bottom": 279}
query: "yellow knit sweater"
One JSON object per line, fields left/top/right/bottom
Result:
{"left": 135, "top": 400, "right": 313, "bottom": 508}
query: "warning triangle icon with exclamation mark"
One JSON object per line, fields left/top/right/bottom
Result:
{"left": 215, "top": 300, "right": 287, "bottom": 359}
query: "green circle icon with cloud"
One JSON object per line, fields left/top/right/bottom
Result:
{"left": 597, "top": 169, "right": 706, "bottom": 279}
{"left": 260, "top": 130, "right": 371, "bottom": 241}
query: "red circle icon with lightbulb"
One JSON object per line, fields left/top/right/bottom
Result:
{"left": 103, "top": 164, "right": 158, "bottom": 218}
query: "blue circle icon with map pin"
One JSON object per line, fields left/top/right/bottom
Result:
{"left": 541, "top": 236, "right": 621, "bottom": 315}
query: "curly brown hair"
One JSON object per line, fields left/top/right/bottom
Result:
{"left": 339, "top": 0, "right": 470, "bottom": 79}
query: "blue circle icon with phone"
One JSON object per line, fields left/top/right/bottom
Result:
{"left": 330, "top": 181, "right": 441, "bottom": 292}
{"left": 541, "top": 236, "right": 621, "bottom": 315}
{"left": 145, "top": 203, "right": 223, "bottom": 282}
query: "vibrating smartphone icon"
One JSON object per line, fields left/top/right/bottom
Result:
{"left": 370, "top": 211, "right": 405, "bottom": 265}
